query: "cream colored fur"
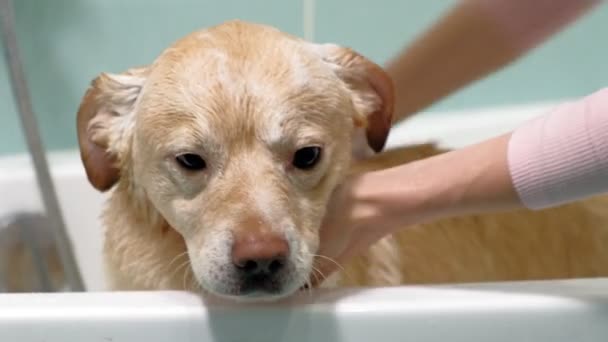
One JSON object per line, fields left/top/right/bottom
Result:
{"left": 74, "top": 20, "right": 608, "bottom": 301}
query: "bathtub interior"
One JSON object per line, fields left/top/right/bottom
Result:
{"left": 3, "top": 102, "right": 608, "bottom": 341}
{"left": 0, "top": 101, "right": 562, "bottom": 291}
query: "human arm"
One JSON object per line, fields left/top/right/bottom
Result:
{"left": 386, "top": 0, "right": 601, "bottom": 123}
{"left": 313, "top": 87, "right": 608, "bottom": 285}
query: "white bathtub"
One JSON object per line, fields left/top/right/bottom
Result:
{"left": 1, "top": 102, "right": 608, "bottom": 341}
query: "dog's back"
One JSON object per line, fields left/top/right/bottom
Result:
{"left": 334, "top": 143, "right": 608, "bottom": 287}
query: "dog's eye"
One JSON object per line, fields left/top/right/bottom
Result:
{"left": 176, "top": 153, "right": 206, "bottom": 171}
{"left": 292, "top": 146, "right": 322, "bottom": 170}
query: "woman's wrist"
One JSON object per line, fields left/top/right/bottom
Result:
{"left": 431, "top": 133, "right": 521, "bottom": 216}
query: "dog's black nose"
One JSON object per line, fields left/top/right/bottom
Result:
{"left": 236, "top": 257, "right": 286, "bottom": 276}
{"left": 234, "top": 256, "right": 287, "bottom": 295}
{"left": 236, "top": 262, "right": 285, "bottom": 295}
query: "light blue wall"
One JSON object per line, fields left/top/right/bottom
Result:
{"left": 1, "top": 1, "right": 607, "bottom": 155}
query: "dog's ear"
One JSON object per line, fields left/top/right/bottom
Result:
{"left": 76, "top": 67, "right": 147, "bottom": 192}
{"left": 314, "top": 44, "right": 394, "bottom": 154}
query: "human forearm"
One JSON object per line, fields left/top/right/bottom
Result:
{"left": 386, "top": 0, "right": 600, "bottom": 123}
{"left": 358, "top": 133, "right": 518, "bottom": 233}
{"left": 386, "top": 1, "right": 520, "bottom": 123}
{"left": 362, "top": 88, "right": 608, "bottom": 234}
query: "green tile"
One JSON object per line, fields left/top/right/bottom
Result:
{"left": 315, "top": 1, "right": 455, "bottom": 63}
{"left": 0, "top": 52, "right": 25, "bottom": 154}
{"left": 315, "top": 1, "right": 608, "bottom": 112}
{"left": 1, "top": 0, "right": 303, "bottom": 155}
{"left": 3, "top": 1, "right": 607, "bottom": 156}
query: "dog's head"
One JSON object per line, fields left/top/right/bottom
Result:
{"left": 77, "top": 20, "right": 393, "bottom": 301}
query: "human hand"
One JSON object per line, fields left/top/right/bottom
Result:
{"left": 308, "top": 132, "right": 525, "bottom": 287}
{"left": 308, "top": 176, "right": 375, "bottom": 287}
{"left": 309, "top": 167, "right": 433, "bottom": 287}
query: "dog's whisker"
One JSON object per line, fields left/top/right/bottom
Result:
{"left": 312, "top": 265, "right": 327, "bottom": 282}
{"left": 167, "top": 251, "right": 189, "bottom": 269}
{"left": 309, "top": 253, "right": 355, "bottom": 285}
{"left": 182, "top": 262, "right": 193, "bottom": 290}
{"left": 312, "top": 254, "right": 346, "bottom": 273}
{"left": 186, "top": 268, "right": 202, "bottom": 293}
{"left": 119, "top": 251, "right": 148, "bottom": 270}
{"left": 172, "top": 258, "right": 191, "bottom": 275}
{"left": 307, "top": 267, "right": 325, "bottom": 297}
{"left": 121, "top": 256, "right": 149, "bottom": 274}
{"left": 188, "top": 269, "right": 198, "bottom": 292}
{"left": 193, "top": 274, "right": 203, "bottom": 292}
{"left": 169, "top": 258, "right": 192, "bottom": 284}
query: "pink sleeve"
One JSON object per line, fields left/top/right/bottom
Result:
{"left": 474, "top": 0, "right": 601, "bottom": 50}
{"left": 508, "top": 88, "right": 608, "bottom": 209}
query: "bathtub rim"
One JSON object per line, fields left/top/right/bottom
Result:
{"left": 0, "top": 277, "right": 607, "bottom": 342}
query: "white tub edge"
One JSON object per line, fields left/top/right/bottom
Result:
{"left": 0, "top": 278, "right": 607, "bottom": 341}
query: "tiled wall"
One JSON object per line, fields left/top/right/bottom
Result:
{"left": 1, "top": 0, "right": 607, "bottom": 155}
